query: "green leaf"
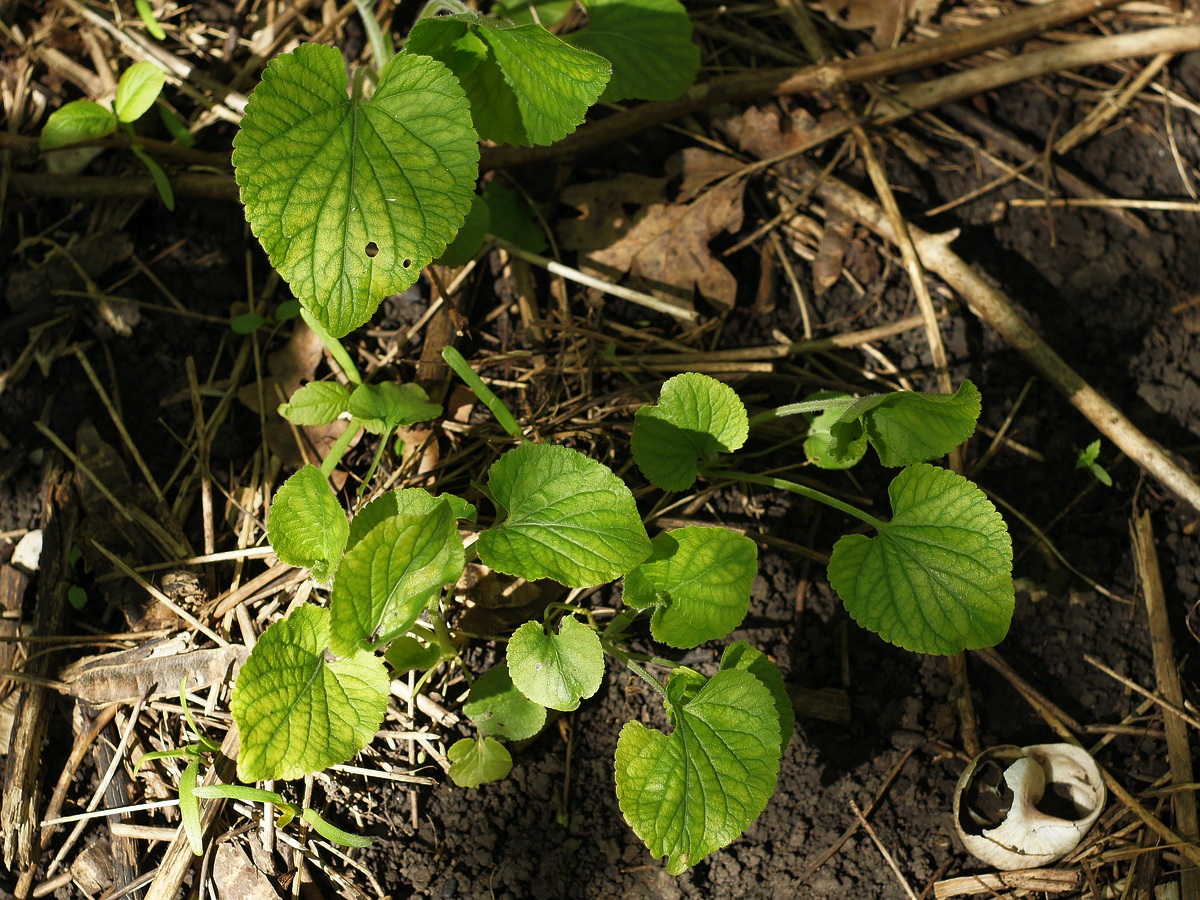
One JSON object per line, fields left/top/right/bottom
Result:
{"left": 278, "top": 381, "right": 352, "bottom": 426}
{"left": 40, "top": 100, "right": 116, "bottom": 150}
{"left": 448, "top": 736, "right": 512, "bottom": 788}
{"left": 507, "top": 616, "right": 603, "bottom": 711}
{"left": 301, "top": 808, "right": 372, "bottom": 848}
{"left": 267, "top": 465, "right": 349, "bottom": 582}
{"left": 1076, "top": 439, "right": 1102, "bottom": 469}
{"left": 827, "top": 464, "right": 1014, "bottom": 655}
{"left": 130, "top": 144, "right": 175, "bottom": 211}
{"left": 407, "top": 15, "right": 610, "bottom": 146}
{"left": 179, "top": 757, "right": 203, "bottom": 856}
{"left": 435, "top": 193, "right": 490, "bottom": 267}
{"left": 492, "top": 0, "right": 574, "bottom": 27}
{"left": 632, "top": 373, "right": 749, "bottom": 491}
{"left": 622, "top": 526, "right": 757, "bottom": 648}
{"left": 348, "top": 488, "right": 475, "bottom": 552}
{"left": 803, "top": 392, "right": 865, "bottom": 470}
{"left": 615, "top": 668, "right": 781, "bottom": 875}
{"left": 233, "top": 44, "right": 479, "bottom": 337}
{"left": 464, "top": 664, "right": 547, "bottom": 740}
{"left": 347, "top": 382, "right": 443, "bottom": 435}
{"left": 478, "top": 443, "right": 651, "bottom": 588}
{"left": 230, "top": 313, "right": 266, "bottom": 334}
{"left": 231, "top": 605, "right": 389, "bottom": 782}
{"left": 718, "top": 642, "right": 794, "bottom": 757}
{"left": 828, "top": 380, "right": 981, "bottom": 467}
{"left": 566, "top": 0, "right": 699, "bottom": 102}
{"left": 483, "top": 181, "right": 547, "bottom": 253}
{"left": 68, "top": 585, "right": 88, "bottom": 610}
{"left": 384, "top": 635, "right": 445, "bottom": 674}
{"left": 135, "top": 0, "right": 167, "bottom": 40}
{"left": 329, "top": 501, "right": 465, "bottom": 655}
{"left": 114, "top": 61, "right": 165, "bottom": 123}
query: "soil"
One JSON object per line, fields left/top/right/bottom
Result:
{"left": 4, "top": 6, "right": 1200, "bottom": 900}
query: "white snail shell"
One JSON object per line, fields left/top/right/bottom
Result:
{"left": 953, "top": 743, "right": 1106, "bottom": 870}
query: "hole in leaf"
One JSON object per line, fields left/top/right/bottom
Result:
{"left": 402, "top": 258, "right": 412, "bottom": 269}
{"left": 365, "top": 242, "right": 379, "bottom": 258}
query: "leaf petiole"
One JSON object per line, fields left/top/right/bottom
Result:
{"left": 442, "top": 346, "right": 524, "bottom": 440}
{"left": 302, "top": 309, "right": 363, "bottom": 385}
{"left": 320, "top": 419, "right": 363, "bottom": 478}
{"left": 707, "top": 468, "right": 886, "bottom": 530}
{"left": 746, "top": 396, "right": 855, "bottom": 428}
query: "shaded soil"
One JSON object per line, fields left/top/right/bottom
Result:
{"left": 4, "top": 17, "right": 1200, "bottom": 900}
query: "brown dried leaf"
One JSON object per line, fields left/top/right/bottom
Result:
{"left": 566, "top": 151, "right": 747, "bottom": 310}
{"left": 820, "top": 0, "right": 944, "bottom": 48}
{"left": 812, "top": 207, "right": 855, "bottom": 296}
{"left": 558, "top": 173, "right": 669, "bottom": 253}
{"left": 60, "top": 639, "right": 247, "bottom": 705}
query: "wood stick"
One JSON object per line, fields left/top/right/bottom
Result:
{"left": 1131, "top": 509, "right": 1200, "bottom": 897}
{"left": 799, "top": 168, "right": 1200, "bottom": 515}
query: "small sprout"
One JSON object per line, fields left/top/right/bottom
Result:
{"left": 1076, "top": 438, "right": 1113, "bottom": 487}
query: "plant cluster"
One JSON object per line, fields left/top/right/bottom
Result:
{"left": 128, "top": 0, "right": 1015, "bottom": 875}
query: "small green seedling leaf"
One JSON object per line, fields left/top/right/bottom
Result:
{"left": 231, "top": 605, "right": 390, "bottom": 782}
{"left": 157, "top": 105, "right": 195, "bottom": 146}
{"left": 478, "top": 443, "right": 651, "bottom": 587}
{"left": 435, "top": 193, "right": 491, "bottom": 267}
{"left": 68, "top": 585, "right": 88, "bottom": 609}
{"left": 329, "top": 501, "right": 464, "bottom": 655}
{"left": 566, "top": 0, "right": 699, "bottom": 102}
{"left": 301, "top": 808, "right": 372, "bottom": 848}
{"left": 827, "top": 463, "right": 1014, "bottom": 655}
{"left": 632, "top": 373, "right": 748, "bottom": 491}
{"left": 384, "top": 635, "right": 445, "bottom": 675}
{"left": 278, "top": 381, "right": 352, "bottom": 426}
{"left": 623, "top": 526, "right": 757, "bottom": 648}
{"left": 615, "top": 668, "right": 781, "bottom": 875}
{"left": 406, "top": 14, "right": 610, "bottom": 146}
{"left": 191, "top": 784, "right": 289, "bottom": 805}
{"left": 347, "top": 382, "right": 443, "bottom": 435}
{"left": 40, "top": 100, "right": 116, "bottom": 150}
{"left": 1076, "top": 439, "right": 1113, "bottom": 487}
{"left": 267, "top": 465, "right": 349, "bottom": 582}
{"left": 114, "top": 61, "right": 165, "bottom": 123}
{"left": 464, "top": 664, "right": 547, "bottom": 740}
{"left": 230, "top": 313, "right": 266, "bottom": 334}
{"left": 483, "top": 181, "right": 547, "bottom": 253}
{"left": 803, "top": 392, "right": 865, "bottom": 470}
{"left": 507, "top": 616, "right": 603, "bottom": 711}
{"left": 828, "top": 380, "right": 981, "bottom": 467}
{"left": 348, "top": 487, "right": 475, "bottom": 552}
{"left": 135, "top": 0, "right": 167, "bottom": 39}
{"left": 719, "top": 642, "right": 794, "bottom": 757}
{"left": 179, "top": 757, "right": 203, "bottom": 856}
{"left": 233, "top": 44, "right": 479, "bottom": 337}
{"left": 448, "top": 736, "right": 512, "bottom": 788}
{"left": 130, "top": 145, "right": 175, "bottom": 211}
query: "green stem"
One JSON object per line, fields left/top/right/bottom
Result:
{"left": 622, "top": 657, "right": 669, "bottom": 703}
{"left": 358, "top": 426, "right": 392, "bottom": 497}
{"left": 321, "top": 419, "right": 362, "bottom": 478}
{"left": 441, "top": 346, "right": 524, "bottom": 440}
{"left": 708, "top": 468, "right": 886, "bottom": 530}
{"left": 302, "top": 309, "right": 362, "bottom": 386}
{"left": 352, "top": 0, "right": 394, "bottom": 69}
{"left": 747, "top": 396, "right": 855, "bottom": 428}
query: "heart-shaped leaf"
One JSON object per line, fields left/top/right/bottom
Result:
{"left": 231, "top": 605, "right": 389, "bottom": 782}
{"left": 464, "top": 664, "right": 547, "bottom": 740}
{"left": 507, "top": 616, "right": 603, "bottom": 711}
{"left": 267, "top": 464, "right": 349, "bottom": 582}
{"left": 448, "top": 737, "right": 513, "bottom": 788}
{"left": 233, "top": 44, "right": 479, "bottom": 336}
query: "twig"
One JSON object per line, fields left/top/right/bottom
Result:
{"left": 1083, "top": 654, "right": 1200, "bottom": 732}
{"left": 850, "top": 799, "right": 919, "bottom": 900}
{"left": 1131, "top": 509, "right": 1200, "bottom": 898}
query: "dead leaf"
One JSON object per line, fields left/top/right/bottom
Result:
{"left": 60, "top": 639, "right": 247, "bottom": 704}
{"left": 820, "top": 0, "right": 944, "bottom": 48}
{"left": 558, "top": 173, "right": 669, "bottom": 252}
{"left": 213, "top": 840, "right": 281, "bottom": 900}
{"left": 563, "top": 150, "right": 747, "bottom": 310}
{"left": 812, "top": 206, "right": 855, "bottom": 296}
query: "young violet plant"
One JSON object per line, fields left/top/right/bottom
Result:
{"left": 158, "top": 0, "right": 1015, "bottom": 877}
{"left": 40, "top": 61, "right": 177, "bottom": 209}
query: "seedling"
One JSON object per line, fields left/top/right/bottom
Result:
{"left": 151, "top": 0, "right": 1015, "bottom": 877}
{"left": 1076, "top": 438, "right": 1113, "bottom": 487}
{"left": 40, "top": 61, "right": 176, "bottom": 209}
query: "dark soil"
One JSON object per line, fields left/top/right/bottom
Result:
{"left": 4, "top": 11, "right": 1200, "bottom": 900}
